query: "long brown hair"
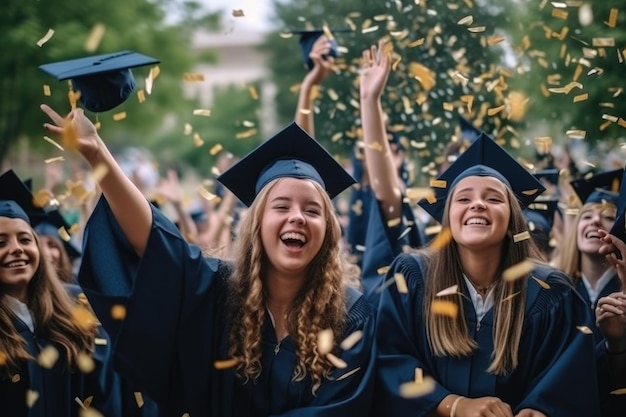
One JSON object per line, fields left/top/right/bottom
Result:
{"left": 0, "top": 233, "right": 97, "bottom": 375}
{"left": 227, "top": 178, "right": 347, "bottom": 394}
{"left": 423, "top": 184, "right": 540, "bottom": 375}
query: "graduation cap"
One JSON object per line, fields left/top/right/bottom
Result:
{"left": 609, "top": 169, "right": 626, "bottom": 244}
{"left": 570, "top": 168, "right": 624, "bottom": 207}
{"left": 217, "top": 122, "right": 356, "bottom": 207}
{"left": 534, "top": 168, "right": 559, "bottom": 186}
{"left": 39, "top": 50, "right": 160, "bottom": 112}
{"left": 292, "top": 28, "right": 349, "bottom": 70}
{"left": 524, "top": 198, "right": 559, "bottom": 235}
{"left": 0, "top": 170, "right": 48, "bottom": 226}
{"left": 458, "top": 116, "right": 482, "bottom": 143}
{"left": 34, "top": 210, "right": 82, "bottom": 260}
{"left": 418, "top": 133, "right": 545, "bottom": 223}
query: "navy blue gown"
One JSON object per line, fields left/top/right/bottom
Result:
{"left": 78, "top": 198, "right": 376, "bottom": 417}
{"left": 0, "top": 286, "right": 120, "bottom": 417}
{"left": 574, "top": 276, "right": 622, "bottom": 342}
{"left": 374, "top": 253, "right": 601, "bottom": 417}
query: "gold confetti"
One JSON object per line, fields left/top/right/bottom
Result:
{"left": 32, "top": 189, "right": 54, "bottom": 208}
{"left": 43, "top": 84, "right": 51, "bottom": 96}
{"left": 513, "top": 231, "right": 531, "bottom": 243}
{"left": 317, "top": 329, "right": 334, "bottom": 355}
{"left": 214, "top": 357, "right": 239, "bottom": 370}
{"left": 340, "top": 331, "right": 363, "bottom": 350}
{"left": 134, "top": 392, "right": 145, "bottom": 408}
{"left": 77, "top": 352, "right": 95, "bottom": 373}
{"left": 145, "top": 66, "right": 160, "bottom": 95}
{"left": 322, "top": 23, "right": 334, "bottom": 40}
{"left": 501, "top": 291, "right": 521, "bottom": 303}
{"left": 430, "top": 179, "right": 447, "bottom": 188}
{"left": 605, "top": 9, "right": 618, "bottom": 28}
{"left": 248, "top": 85, "right": 259, "bottom": 100}
{"left": 12, "top": 374, "right": 20, "bottom": 383}
{"left": 236, "top": 128, "right": 257, "bottom": 139}
{"left": 58, "top": 226, "right": 71, "bottom": 242}
{"left": 83, "top": 396, "right": 94, "bottom": 409}
{"left": 532, "top": 276, "right": 551, "bottom": 290}
{"left": 593, "top": 38, "right": 615, "bottom": 47}
{"left": 113, "top": 112, "right": 127, "bottom": 122}
{"left": 79, "top": 407, "right": 104, "bottom": 417}
{"left": 428, "top": 227, "right": 452, "bottom": 251}
{"left": 38, "top": 345, "right": 59, "bottom": 369}
{"left": 36, "top": 29, "right": 55, "bottom": 47}
{"left": 487, "top": 104, "right": 505, "bottom": 116}
{"left": 376, "top": 266, "right": 390, "bottom": 275}
{"left": 199, "top": 185, "right": 218, "bottom": 201}
{"left": 193, "top": 109, "right": 211, "bottom": 117}
{"left": 62, "top": 114, "right": 79, "bottom": 149}
{"left": 361, "top": 25, "right": 380, "bottom": 34}
{"left": 184, "top": 123, "right": 193, "bottom": 135}
{"left": 487, "top": 35, "right": 505, "bottom": 45}
{"left": 610, "top": 388, "right": 626, "bottom": 395}
{"left": 407, "top": 38, "right": 425, "bottom": 48}
{"left": 467, "top": 26, "right": 486, "bottom": 33}
{"left": 183, "top": 73, "right": 205, "bottom": 82}
{"left": 26, "top": 390, "right": 39, "bottom": 408}
{"left": 209, "top": 144, "right": 223, "bottom": 155}
{"left": 409, "top": 63, "right": 436, "bottom": 90}
{"left": 84, "top": 23, "right": 106, "bottom": 52}
{"left": 521, "top": 189, "right": 539, "bottom": 196}
{"left": 110, "top": 304, "right": 126, "bottom": 320}
{"left": 193, "top": 133, "right": 204, "bottom": 147}
{"left": 137, "top": 89, "right": 146, "bottom": 103}
{"left": 72, "top": 305, "right": 98, "bottom": 330}
{"left": 336, "top": 367, "right": 361, "bottom": 381}
{"left": 548, "top": 82, "right": 583, "bottom": 94}
{"left": 552, "top": 9, "right": 568, "bottom": 19}
{"left": 326, "top": 353, "right": 347, "bottom": 369}
{"left": 43, "top": 135, "right": 64, "bottom": 151}
{"left": 566, "top": 130, "right": 586, "bottom": 139}
{"left": 457, "top": 16, "right": 474, "bottom": 25}
{"left": 576, "top": 326, "right": 593, "bottom": 335}
{"left": 431, "top": 300, "right": 458, "bottom": 318}
{"left": 394, "top": 273, "right": 409, "bottom": 294}
{"left": 399, "top": 376, "right": 436, "bottom": 398}
{"left": 387, "top": 217, "right": 402, "bottom": 228}
{"left": 502, "top": 259, "right": 534, "bottom": 282}
{"left": 94, "top": 338, "right": 108, "bottom": 346}
{"left": 232, "top": 9, "right": 245, "bottom": 17}
{"left": 44, "top": 156, "right": 65, "bottom": 164}
{"left": 436, "top": 285, "right": 458, "bottom": 297}
{"left": 573, "top": 93, "right": 588, "bottom": 103}
{"left": 603, "top": 114, "right": 619, "bottom": 123}
{"left": 415, "top": 367, "right": 423, "bottom": 383}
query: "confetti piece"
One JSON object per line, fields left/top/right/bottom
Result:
{"left": 58, "top": 226, "right": 71, "bottom": 242}
{"left": 415, "top": 367, "right": 423, "bottom": 383}
{"left": 605, "top": 9, "right": 618, "bottom": 28}
{"left": 436, "top": 285, "right": 458, "bottom": 297}
{"left": 44, "top": 156, "right": 65, "bottom": 164}
{"left": 36, "top": 29, "right": 55, "bottom": 47}
{"left": 94, "top": 338, "right": 108, "bottom": 346}
{"left": 193, "top": 133, "right": 204, "bottom": 147}
{"left": 457, "top": 16, "right": 474, "bottom": 25}
{"left": 12, "top": 374, "right": 20, "bottom": 383}
{"left": 394, "top": 273, "right": 409, "bottom": 294}
{"left": 83, "top": 396, "right": 94, "bottom": 409}
{"left": 199, "top": 185, "right": 218, "bottom": 201}
{"left": 79, "top": 407, "right": 104, "bottom": 417}
{"left": 425, "top": 225, "right": 442, "bottom": 236}
{"left": 232, "top": 9, "right": 245, "bottom": 17}
{"left": 193, "top": 109, "right": 211, "bottom": 117}
{"left": 430, "top": 179, "right": 447, "bottom": 188}
{"left": 487, "top": 104, "right": 505, "bottom": 116}
{"left": 77, "top": 352, "right": 95, "bottom": 373}
{"left": 431, "top": 300, "right": 458, "bottom": 318}
{"left": 32, "top": 189, "right": 54, "bottom": 208}
{"left": 502, "top": 259, "right": 534, "bottom": 282}
{"left": 322, "top": 23, "right": 334, "bottom": 40}
{"left": 84, "top": 23, "right": 106, "bottom": 52}
{"left": 407, "top": 38, "right": 425, "bottom": 47}
{"left": 593, "top": 38, "right": 615, "bottom": 47}
{"left": 91, "top": 163, "right": 109, "bottom": 184}
{"left": 26, "top": 390, "right": 39, "bottom": 408}
{"left": 552, "top": 9, "right": 568, "bottom": 19}
{"left": 184, "top": 123, "right": 193, "bottom": 135}
{"left": 361, "top": 25, "right": 380, "bottom": 34}
{"left": 113, "top": 112, "right": 127, "bottom": 121}
{"left": 336, "top": 367, "right": 361, "bottom": 381}
{"left": 566, "top": 130, "right": 586, "bottom": 139}
{"left": 43, "top": 135, "right": 64, "bottom": 151}
{"left": 236, "top": 128, "right": 257, "bottom": 139}
{"left": 340, "top": 331, "right": 363, "bottom": 350}
{"left": 487, "top": 35, "right": 505, "bottom": 45}
{"left": 399, "top": 376, "right": 436, "bottom": 398}
{"left": 134, "top": 392, "right": 145, "bottom": 408}
{"left": 467, "top": 26, "right": 486, "bottom": 33}
{"left": 548, "top": 82, "right": 583, "bottom": 94}
{"left": 576, "top": 326, "right": 593, "bottom": 335}
{"left": 317, "top": 329, "right": 334, "bottom": 355}
{"left": 428, "top": 227, "right": 452, "bottom": 251}
{"left": 214, "top": 358, "right": 239, "bottom": 370}
{"left": 513, "top": 231, "right": 531, "bottom": 243}
{"left": 62, "top": 115, "right": 79, "bottom": 149}
{"left": 43, "top": 85, "right": 51, "bottom": 96}
{"left": 38, "top": 345, "right": 59, "bottom": 369}
{"left": 137, "top": 89, "right": 146, "bottom": 103}
{"left": 145, "top": 66, "right": 160, "bottom": 95}
{"left": 521, "top": 189, "right": 539, "bottom": 196}
{"left": 532, "top": 276, "right": 551, "bottom": 289}
{"left": 501, "top": 291, "right": 521, "bottom": 303}
{"left": 183, "top": 73, "right": 205, "bottom": 82}
{"left": 387, "top": 217, "right": 402, "bottom": 228}
{"left": 110, "top": 304, "right": 126, "bottom": 320}
{"left": 326, "top": 353, "right": 347, "bottom": 369}
{"left": 377, "top": 266, "right": 390, "bottom": 275}
{"left": 72, "top": 305, "right": 98, "bottom": 330}
{"left": 603, "top": 114, "right": 619, "bottom": 123}
{"left": 573, "top": 93, "right": 588, "bottom": 103}
{"left": 610, "top": 388, "right": 626, "bottom": 395}
{"left": 248, "top": 85, "right": 259, "bottom": 100}
{"left": 209, "top": 144, "right": 223, "bottom": 155}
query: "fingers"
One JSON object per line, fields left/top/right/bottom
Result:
{"left": 40, "top": 103, "right": 65, "bottom": 126}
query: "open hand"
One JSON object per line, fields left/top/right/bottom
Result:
{"left": 41, "top": 104, "right": 102, "bottom": 163}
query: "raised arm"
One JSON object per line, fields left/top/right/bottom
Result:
{"left": 41, "top": 104, "right": 152, "bottom": 256}
{"left": 294, "top": 35, "right": 334, "bottom": 137}
{"left": 359, "top": 41, "right": 402, "bottom": 220}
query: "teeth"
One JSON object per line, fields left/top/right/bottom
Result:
{"left": 281, "top": 232, "right": 306, "bottom": 243}
{"left": 466, "top": 218, "right": 488, "bottom": 225}
{"left": 7, "top": 261, "right": 27, "bottom": 268}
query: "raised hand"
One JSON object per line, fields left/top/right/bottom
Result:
{"left": 41, "top": 104, "right": 102, "bottom": 163}
{"left": 304, "top": 35, "right": 335, "bottom": 86}
{"left": 359, "top": 40, "right": 391, "bottom": 101}
{"left": 598, "top": 228, "right": 626, "bottom": 288}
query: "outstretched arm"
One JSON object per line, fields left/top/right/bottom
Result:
{"left": 41, "top": 104, "right": 152, "bottom": 256}
{"left": 359, "top": 41, "right": 402, "bottom": 221}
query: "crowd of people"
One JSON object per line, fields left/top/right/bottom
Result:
{"left": 1, "top": 35, "right": 626, "bottom": 417}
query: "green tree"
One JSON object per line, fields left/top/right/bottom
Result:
{"left": 266, "top": 0, "right": 522, "bottom": 182}
{"left": 509, "top": 2, "right": 626, "bottom": 147}
{"left": 1, "top": 0, "right": 220, "bottom": 166}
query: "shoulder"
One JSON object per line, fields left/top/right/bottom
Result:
{"left": 526, "top": 263, "right": 583, "bottom": 316}
{"left": 344, "top": 286, "right": 375, "bottom": 330}
{"left": 390, "top": 251, "right": 431, "bottom": 292}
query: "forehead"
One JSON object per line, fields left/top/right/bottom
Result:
{"left": 452, "top": 175, "right": 509, "bottom": 194}
{"left": 580, "top": 202, "right": 617, "bottom": 215}
{"left": 0, "top": 216, "right": 34, "bottom": 233}
{"left": 266, "top": 177, "right": 324, "bottom": 201}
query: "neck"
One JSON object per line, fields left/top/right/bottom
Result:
{"left": 265, "top": 272, "right": 305, "bottom": 309}
{"left": 458, "top": 246, "right": 501, "bottom": 289}
{"left": 580, "top": 253, "right": 611, "bottom": 286}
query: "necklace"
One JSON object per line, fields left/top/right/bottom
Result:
{"left": 468, "top": 280, "right": 496, "bottom": 296}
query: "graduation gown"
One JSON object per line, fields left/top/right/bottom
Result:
{"left": 574, "top": 275, "right": 622, "bottom": 343}
{"left": 78, "top": 197, "right": 376, "bottom": 417}
{"left": 375, "top": 253, "right": 600, "bottom": 417}
{"left": 0, "top": 286, "right": 120, "bottom": 417}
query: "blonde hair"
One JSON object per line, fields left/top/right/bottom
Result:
{"left": 39, "top": 235, "right": 74, "bottom": 284}
{"left": 0, "top": 232, "right": 97, "bottom": 375}
{"left": 227, "top": 178, "right": 347, "bottom": 394}
{"left": 557, "top": 202, "right": 617, "bottom": 280}
{"left": 423, "top": 184, "right": 539, "bottom": 375}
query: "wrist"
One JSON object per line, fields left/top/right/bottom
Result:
{"left": 450, "top": 395, "right": 464, "bottom": 417}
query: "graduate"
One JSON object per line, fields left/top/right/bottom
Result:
{"left": 33, "top": 210, "right": 81, "bottom": 284}
{"left": 557, "top": 168, "right": 624, "bottom": 341}
{"left": 374, "top": 134, "right": 600, "bottom": 417}
{"left": 40, "top": 103, "right": 376, "bottom": 417}
{"left": 0, "top": 169, "right": 119, "bottom": 417}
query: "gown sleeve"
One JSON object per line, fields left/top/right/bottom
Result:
{"left": 374, "top": 253, "right": 450, "bottom": 417}
{"left": 271, "top": 288, "right": 377, "bottom": 417}
{"left": 78, "top": 196, "right": 229, "bottom": 414}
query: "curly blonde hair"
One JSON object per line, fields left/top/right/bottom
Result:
{"left": 0, "top": 231, "right": 98, "bottom": 375}
{"left": 227, "top": 178, "right": 347, "bottom": 394}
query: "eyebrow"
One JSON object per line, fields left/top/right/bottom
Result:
{"left": 270, "top": 196, "right": 323, "bottom": 208}
{"left": 454, "top": 186, "right": 507, "bottom": 195}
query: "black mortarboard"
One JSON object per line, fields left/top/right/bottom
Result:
{"left": 534, "top": 168, "right": 560, "bottom": 186}
{"left": 570, "top": 168, "right": 624, "bottom": 207}
{"left": 524, "top": 198, "right": 559, "bottom": 235}
{"left": 39, "top": 50, "right": 160, "bottom": 112}
{"left": 293, "top": 29, "right": 347, "bottom": 70}
{"left": 418, "top": 133, "right": 545, "bottom": 223}
{"left": 34, "top": 210, "right": 82, "bottom": 260}
{"left": 0, "top": 170, "right": 47, "bottom": 226}
{"left": 609, "top": 169, "right": 626, "bottom": 244}
{"left": 217, "top": 122, "right": 356, "bottom": 207}
{"left": 458, "top": 116, "right": 482, "bottom": 143}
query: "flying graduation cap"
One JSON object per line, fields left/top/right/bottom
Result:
{"left": 570, "top": 168, "right": 624, "bottom": 207}
{"left": 0, "top": 170, "right": 48, "bottom": 227}
{"left": 217, "top": 122, "right": 355, "bottom": 207}
{"left": 418, "top": 133, "right": 545, "bottom": 223}
{"left": 39, "top": 50, "right": 160, "bottom": 112}
{"left": 292, "top": 28, "right": 350, "bottom": 70}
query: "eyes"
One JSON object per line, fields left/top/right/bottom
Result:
{"left": 271, "top": 204, "right": 321, "bottom": 216}
{"left": 0, "top": 233, "right": 35, "bottom": 248}
{"left": 454, "top": 194, "right": 505, "bottom": 204}
{"left": 580, "top": 212, "right": 615, "bottom": 223}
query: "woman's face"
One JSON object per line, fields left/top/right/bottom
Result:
{"left": 448, "top": 176, "right": 511, "bottom": 252}
{"left": 40, "top": 235, "right": 62, "bottom": 269}
{"left": 0, "top": 217, "right": 40, "bottom": 301}
{"left": 577, "top": 204, "right": 616, "bottom": 256}
{"left": 260, "top": 178, "right": 327, "bottom": 279}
